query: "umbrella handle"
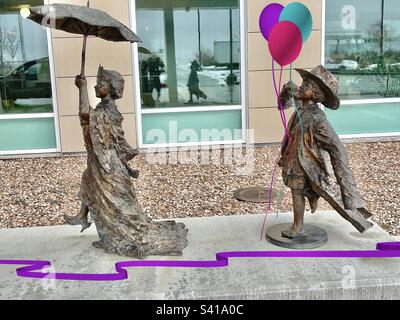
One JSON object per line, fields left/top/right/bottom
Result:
{"left": 80, "top": 35, "right": 87, "bottom": 78}
{"left": 80, "top": 1, "right": 90, "bottom": 78}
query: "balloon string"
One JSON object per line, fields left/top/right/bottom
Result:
{"left": 290, "top": 64, "right": 305, "bottom": 157}
{"left": 259, "top": 60, "right": 286, "bottom": 241}
{"left": 272, "top": 60, "right": 288, "bottom": 138}
{"left": 277, "top": 65, "right": 286, "bottom": 220}
{"left": 260, "top": 62, "right": 306, "bottom": 241}
{"left": 271, "top": 65, "right": 306, "bottom": 230}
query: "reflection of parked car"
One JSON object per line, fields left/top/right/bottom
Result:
{"left": 360, "top": 64, "right": 378, "bottom": 71}
{"left": 0, "top": 58, "right": 52, "bottom": 102}
{"left": 325, "top": 59, "right": 358, "bottom": 71}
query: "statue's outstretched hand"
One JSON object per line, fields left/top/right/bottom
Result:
{"left": 75, "top": 75, "right": 87, "bottom": 89}
{"left": 125, "top": 147, "right": 139, "bottom": 160}
{"left": 131, "top": 148, "right": 139, "bottom": 158}
{"left": 126, "top": 165, "right": 140, "bottom": 179}
{"left": 279, "top": 81, "right": 301, "bottom": 110}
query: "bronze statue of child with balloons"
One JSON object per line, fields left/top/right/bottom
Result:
{"left": 259, "top": 2, "right": 373, "bottom": 243}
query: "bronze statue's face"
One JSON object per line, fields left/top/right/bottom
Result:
{"left": 300, "top": 79, "right": 326, "bottom": 103}
{"left": 95, "top": 80, "right": 110, "bottom": 98}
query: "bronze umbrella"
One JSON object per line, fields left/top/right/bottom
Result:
{"left": 138, "top": 47, "right": 152, "bottom": 55}
{"left": 26, "top": 1, "right": 141, "bottom": 77}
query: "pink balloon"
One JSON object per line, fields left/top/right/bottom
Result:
{"left": 268, "top": 21, "right": 303, "bottom": 67}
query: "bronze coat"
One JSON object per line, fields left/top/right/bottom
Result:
{"left": 279, "top": 104, "right": 373, "bottom": 232}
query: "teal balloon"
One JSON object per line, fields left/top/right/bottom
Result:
{"left": 279, "top": 2, "right": 313, "bottom": 43}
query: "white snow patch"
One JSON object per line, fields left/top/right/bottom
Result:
{"left": 14, "top": 98, "right": 53, "bottom": 106}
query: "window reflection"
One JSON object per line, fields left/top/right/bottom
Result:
{"left": 0, "top": 2, "right": 53, "bottom": 114}
{"left": 325, "top": 0, "right": 400, "bottom": 100}
{"left": 136, "top": 0, "right": 241, "bottom": 109}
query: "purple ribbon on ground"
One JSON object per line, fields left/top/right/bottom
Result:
{"left": 1, "top": 242, "right": 400, "bottom": 282}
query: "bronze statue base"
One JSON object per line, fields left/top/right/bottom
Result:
{"left": 266, "top": 223, "right": 328, "bottom": 249}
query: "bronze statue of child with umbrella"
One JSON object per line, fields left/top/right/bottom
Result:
{"left": 26, "top": 2, "right": 188, "bottom": 258}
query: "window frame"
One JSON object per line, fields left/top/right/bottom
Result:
{"left": 129, "top": 0, "right": 248, "bottom": 148}
{"left": 0, "top": 0, "right": 61, "bottom": 156}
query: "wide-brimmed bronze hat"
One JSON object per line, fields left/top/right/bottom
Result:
{"left": 295, "top": 65, "right": 340, "bottom": 110}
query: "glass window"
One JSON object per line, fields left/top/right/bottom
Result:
{"left": 0, "top": 1, "right": 53, "bottom": 115}
{"left": 325, "top": 102, "right": 400, "bottom": 134}
{"left": 325, "top": 0, "right": 400, "bottom": 100}
{"left": 142, "top": 110, "right": 242, "bottom": 144}
{"left": 136, "top": 0, "right": 241, "bottom": 109}
{"left": 325, "top": 0, "right": 400, "bottom": 136}
{"left": 0, "top": 117, "right": 57, "bottom": 151}
{"left": 0, "top": 1, "right": 57, "bottom": 153}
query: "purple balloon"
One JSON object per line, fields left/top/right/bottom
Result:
{"left": 259, "top": 3, "right": 285, "bottom": 41}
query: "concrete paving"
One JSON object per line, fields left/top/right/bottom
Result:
{"left": 1, "top": 211, "right": 400, "bottom": 300}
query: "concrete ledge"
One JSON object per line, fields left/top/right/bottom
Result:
{"left": 1, "top": 211, "right": 400, "bottom": 300}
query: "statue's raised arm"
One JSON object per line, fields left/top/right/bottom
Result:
{"left": 75, "top": 75, "right": 91, "bottom": 116}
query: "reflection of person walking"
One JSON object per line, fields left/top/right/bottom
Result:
{"left": 140, "top": 58, "right": 155, "bottom": 107}
{"left": 187, "top": 60, "right": 207, "bottom": 103}
{"left": 147, "top": 54, "right": 165, "bottom": 102}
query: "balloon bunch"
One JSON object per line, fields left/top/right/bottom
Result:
{"left": 259, "top": 2, "right": 313, "bottom": 67}
{"left": 258, "top": 2, "right": 313, "bottom": 240}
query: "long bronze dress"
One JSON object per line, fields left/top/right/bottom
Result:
{"left": 78, "top": 99, "right": 188, "bottom": 257}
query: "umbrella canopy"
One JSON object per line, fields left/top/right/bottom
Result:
{"left": 138, "top": 47, "right": 152, "bottom": 55}
{"left": 26, "top": 2, "right": 141, "bottom": 76}
{"left": 27, "top": 3, "right": 141, "bottom": 42}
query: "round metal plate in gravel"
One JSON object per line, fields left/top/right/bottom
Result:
{"left": 234, "top": 187, "right": 277, "bottom": 203}
{"left": 266, "top": 223, "right": 328, "bottom": 249}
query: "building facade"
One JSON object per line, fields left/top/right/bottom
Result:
{"left": 0, "top": 0, "right": 399, "bottom": 156}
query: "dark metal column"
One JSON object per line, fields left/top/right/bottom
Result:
{"left": 164, "top": 7, "right": 179, "bottom": 104}
{"left": 197, "top": 9, "right": 202, "bottom": 66}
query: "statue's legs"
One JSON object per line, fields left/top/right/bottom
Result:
{"left": 308, "top": 197, "right": 319, "bottom": 213}
{"left": 282, "top": 189, "right": 305, "bottom": 238}
{"left": 304, "top": 184, "right": 319, "bottom": 213}
{"left": 64, "top": 204, "right": 92, "bottom": 233}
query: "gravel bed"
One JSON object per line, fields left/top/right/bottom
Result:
{"left": 0, "top": 141, "right": 399, "bottom": 235}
